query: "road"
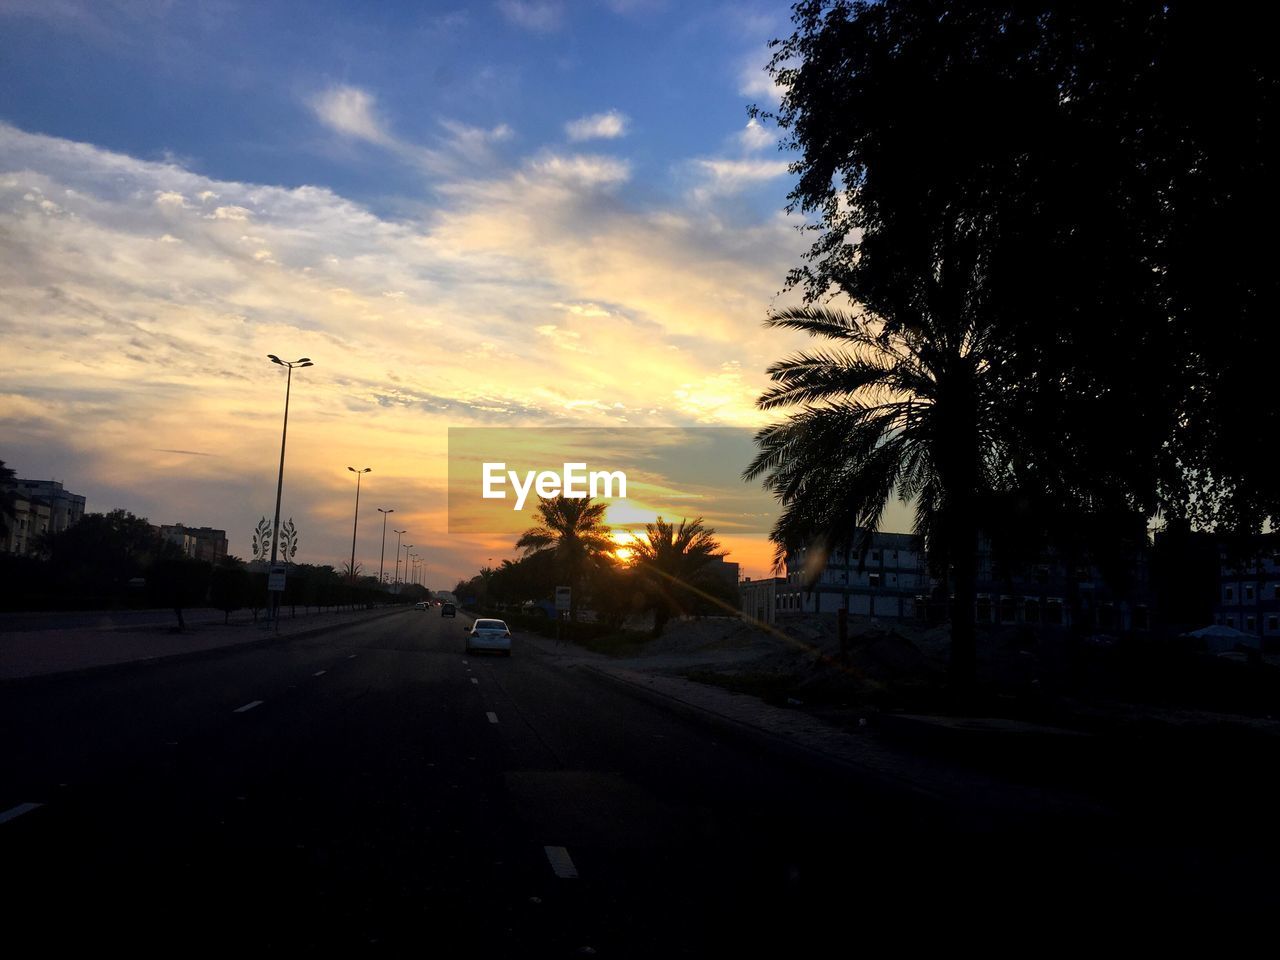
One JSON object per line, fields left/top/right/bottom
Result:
{"left": 0, "top": 609, "right": 1272, "bottom": 954}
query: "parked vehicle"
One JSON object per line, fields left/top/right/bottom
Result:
{"left": 441, "top": 602, "right": 456, "bottom": 618}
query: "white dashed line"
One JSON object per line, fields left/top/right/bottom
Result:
{"left": 470, "top": 677, "right": 479, "bottom": 685}
{"left": 313, "top": 670, "right": 327, "bottom": 677}
{"left": 486, "top": 711, "right": 499, "bottom": 724}
{"left": 544, "top": 846, "right": 579, "bottom": 879}
{"left": 233, "top": 700, "right": 264, "bottom": 713}
{"left": 347, "top": 654, "right": 357, "bottom": 659}
{"left": 462, "top": 659, "right": 468, "bottom": 665}
{"left": 0, "top": 802, "right": 43, "bottom": 825}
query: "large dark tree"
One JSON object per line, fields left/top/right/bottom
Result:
{"left": 749, "top": 1, "right": 1278, "bottom": 681}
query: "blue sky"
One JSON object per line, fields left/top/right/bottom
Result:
{"left": 0, "top": 1, "right": 913, "bottom": 581}
{"left": 0, "top": 1, "right": 789, "bottom": 217}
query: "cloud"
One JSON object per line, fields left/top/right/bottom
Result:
{"left": 687, "top": 157, "right": 791, "bottom": 202}
{"left": 565, "top": 110, "right": 629, "bottom": 142}
{"left": 497, "top": 0, "right": 562, "bottom": 32}
{"left": 0, "top": 120, "right": 812, "bottom": 579}
{"left": 739, "top": 48, "right": 786, "bottom": 105}
{"left": 309, "top": 85, "right": 395, "bottom": 146}
{"left": 738, "top": 118, "right": 774, "bottom": 152}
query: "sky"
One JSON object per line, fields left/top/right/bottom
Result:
{"left": 0, "top": 0, "right": 913, "bottom": 585}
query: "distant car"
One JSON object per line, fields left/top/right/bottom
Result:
{"left": 466, "top": 618, "right": 512, "bottom": 656}
{"left": 441, "top": 602, "right": 456, "bottom": 618}
{"left": 414, "top": 601, "right": 428, "bottom": 610}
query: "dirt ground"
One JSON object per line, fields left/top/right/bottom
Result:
{"left": 612, "top": 613, "right": 1280, "bottom": 736}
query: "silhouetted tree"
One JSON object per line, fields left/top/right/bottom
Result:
{"left": 209, "top": 558, "right": 250, "bottom": 624}
{"left": 750, "top": 1, "right": 1279, "bottom": 682}
{"left": 515, "top": 496, "right": 614, "bottom": 622}
{"left": 745, "top": 307, "right": 1009, "bottom": 679}
{"left": 630, "top": 518, "right": 731, "bottom": 636}
{"left": 148, "top": 554, "right": 211, "bottom": 630}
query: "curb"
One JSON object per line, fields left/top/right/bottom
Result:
{"left": 573, "top": 661, "right": 945, "bottom": 808}
{"left": 0, "top": 605, "right": 415, "bottom": 686}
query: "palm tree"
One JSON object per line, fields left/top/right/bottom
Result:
{"left": 744, "top": 306, "right": 1010, "bottom": 686}
{"left": 515, "top": 495, "right": 614, "bottom": 622}
{"left": 629, "top": 517, "right": 728, "bottom": 636}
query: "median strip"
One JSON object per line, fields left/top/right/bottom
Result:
{"left": 233, "top": 700, "right": 263, "bottom": 713}
{"left": 544, "top": 846, "right": 579, "bottom": 879}
{"left": 0, "top": 802, "right": 43, "bottom": 826}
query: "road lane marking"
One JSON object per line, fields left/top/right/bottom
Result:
{"left": 544, "top": 846, "right": 579, "bottom": 879}
{"left": 0, "top": 803, "right": 43, "bottom": 825}
{"left": 462, "top": 659, "right": 468, "bottom": 665}
{"left": 471, "top": 677, "right": 479, "bottom": 685}
{"left": 347, "top": 654, "right": 357, "bottom": 659}
{"left": 234, "top": 700, "right": 264, "bottom": 713}
{"left": 486, "top": 711, "right": 499, "bottom": 724}
{"left": 313, "top": 670, "right": 327, "bottom": 677}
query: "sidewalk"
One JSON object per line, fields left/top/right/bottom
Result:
{"left": 0, "top": 605, "right": 410, "bottom": 681}
{"left": 512, "top": 626, "right": 1110, "bottom": 824}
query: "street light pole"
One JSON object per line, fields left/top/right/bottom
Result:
{"left": 377, "top": 508, "right": 394, "bottom": 584}
{"left": 267, "top": 355, "right": 313, "bottom": 625}
{"left": 393, "top": 530, "right": 407, "bottom": 590}
{"left": 402, "top": 544, "right": 413, "bottom": 588}
{"left": 347, "top": 466, "right": 371, "bottom": 582}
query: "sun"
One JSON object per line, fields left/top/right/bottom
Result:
{"left": 611, "top": 528, "right": 638, "bottom": 564}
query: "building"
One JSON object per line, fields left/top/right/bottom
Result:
{"left": 705, "top": 555, "right": 740, "bottom": 590}
{"left": 3, "top": 478, "right": 85, "bottom": 537}
{"left": 157, "top": 524, "right": 229, "bottom": 564}
{"left": 740, "top": 524, "right": 1153, "bottom": 633}
{"left": 969, "top": 532, "right": 1152, "bottom": 634}
{"left": 739, "top": 576, "right": 787, "bottom": 625}
{"left": 1212, "top": 534, "right": 1280, "bottom": 652}
{"left": 2, "top": 494, "right": 53, "bottom": 556}
{"left": 745, "top": 531, "right": 928, "bottom": 622}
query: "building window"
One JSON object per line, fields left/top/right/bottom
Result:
{"left": 1268, "top": 615, "right": 1278, "bottom": 633}
{"left": 1000, "top": 596, "right": 1017, "bottom": 623}
{"left": 1225, "top": 585, "right": 1235, "bottom": 602}
{"left": 1227, "top": 616, "right": 1237, "bottom": 629}
{"left": 1045, "top": 599, "right": 1064, "bottom": 625}
{"left": 868, "top": 573, "right": 881, "bottom": 589}
{"left": 1024, "top": 598, "right": 1040, "bottom": 624}
{"left": 976, "top": 596, "right": 992, "bottom": 623}
{"left": 1246, "top": 584, "right": 1256, "bottom": 601}
{"left": 1246, "top": 616, "right": 1256, "bottom": 632}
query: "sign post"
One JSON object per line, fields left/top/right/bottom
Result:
{"left": 555, "top": 586, "right": 571, "bottom": 646}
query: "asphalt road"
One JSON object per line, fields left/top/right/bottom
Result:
{"left": 1, "top": 610, "right": 1273, "bottom": 954}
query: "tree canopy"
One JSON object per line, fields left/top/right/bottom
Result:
{"left": 756, "top": 0, "right": 1278, "bottom": 534}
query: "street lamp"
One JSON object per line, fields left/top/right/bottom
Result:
{"left": 377, "top": 508, "right": 394, "bottom": 584}
{"left": 347, "top": 466, "right": 371, "bottom": 582}
{"left": 266, "top": 355, "right": 312, "bottom": 624}
{"left": 402, "top": 544, "right": 413, "bottom": 587}
{"left": 393, "top": 530, "right": 407, "bottom": 589}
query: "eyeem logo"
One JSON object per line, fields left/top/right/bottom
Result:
{"left": 482, "top": 462, "right": 627, "bottom": 510}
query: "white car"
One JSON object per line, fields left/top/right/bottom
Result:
{"left": 414, "top": 601, "right": 428, "bottom": 610}
{"left": 466, "top": 618, "right": 512, "bottom": 656}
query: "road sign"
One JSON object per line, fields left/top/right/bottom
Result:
{"left": 268, "top": 564, "right": 287, "bottom": 592}
{"left": 555, "top": 585, "right": 571, "bottom": 612}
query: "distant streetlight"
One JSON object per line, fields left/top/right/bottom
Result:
{"left": 347, "top": 466, "right": 371, "bottom": 582}
{"left": 377, "top": 508, "right": 394, "bottom": 584}
{"left": 402, "top": 544, "right": 413, "bottom": 587}
{"left": 392, "top": 528, "right": 407, "bottom": 589}
{"left": 266, "top": 355, "right": 313, "bottom": 624}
